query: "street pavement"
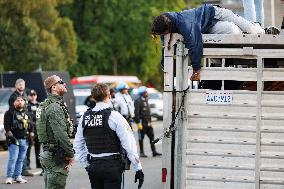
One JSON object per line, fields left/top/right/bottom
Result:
{"left": 0, "top": 120, "right": 163, "bottom": 189}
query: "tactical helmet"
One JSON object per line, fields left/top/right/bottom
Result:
{"left": 116, "top": 82, "right": 129, "bottom": 91}
{"left": 138, "top": 86, "right": 147, "bottom": 95}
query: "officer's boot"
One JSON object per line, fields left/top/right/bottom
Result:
{"left": 139, "top": 140, "right": 147, "bottom": 158}
{"left": 151, "top": 143, "right": 162, "bottom": 157}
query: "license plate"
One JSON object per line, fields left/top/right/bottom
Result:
{"left": 205, "top": 91, "right": 233, "bottom": 104}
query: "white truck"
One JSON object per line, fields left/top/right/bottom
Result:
{"left": 161, "top": 34, "right": 284, "bottom": 189}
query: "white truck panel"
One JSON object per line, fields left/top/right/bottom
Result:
{"left": 163, "top": 34, "right": 284, "bottom": 189}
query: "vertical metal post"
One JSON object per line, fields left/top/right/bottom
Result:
{"left": 163, "top": 35, "right": 175, "bottom": 189}
{"left": 175, "top": 41, "right": 188, "bottom": 189}
{"left": 255, "top": 57, "right": 263, "bottom": 189}
{"left": 170, "top": 44, "right": 177, "bottom": 189}
{"left": 271, "top": 0, "right": 275, "bottom": 26}
{"left": 221, "top": 58, "right": 225, "bottom": 90}
{"left": 0, "top": 72, "right": 4, "bottom": 88}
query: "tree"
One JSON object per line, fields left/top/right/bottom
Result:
{"left": 59, "top": 0, "right": 187, "bottom": 86}
{"left": 0, "top": 0, "right": 77, "bottom": 71}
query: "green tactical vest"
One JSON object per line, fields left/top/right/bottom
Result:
{"left": 36, "top": 99, "right": 73, "bottom": 144}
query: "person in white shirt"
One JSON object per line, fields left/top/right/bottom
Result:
{"left": 114, "top": 82, "right": 135, "bottom": 129}
{"left": 74, "top": 83, "right": 144, "bottom": 189}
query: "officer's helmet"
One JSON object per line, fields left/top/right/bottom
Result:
{"left": 116, "top": 82, "right": 129, "bottom": 91}
{"left": 138, "top": 86, "right": 147, "bottom": 95}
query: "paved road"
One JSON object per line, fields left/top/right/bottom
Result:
{"left": 0, "top": 120, "right": 163, "bottom": 189}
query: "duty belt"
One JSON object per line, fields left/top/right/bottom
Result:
{"left": 87, "top": 154, "right": 121, "bottom": 163}
{"left": 42, "top": 143, "right": 58, "bottom": 152}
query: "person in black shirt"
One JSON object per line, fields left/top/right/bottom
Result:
{"left": 4, "top": 95, "right": 31, "bottom": 184}
{"left": 134, "top": 86, "right": 161, "bottom": 157}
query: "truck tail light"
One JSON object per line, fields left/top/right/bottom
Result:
{"left": 162, "top": 168, "right": 167, "bottom": 182}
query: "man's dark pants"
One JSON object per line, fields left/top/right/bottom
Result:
{"left": 87, "top": 158, "right": 123, "bottom": 189}
{"left": 139, "top": 119, "right": 156, "bottom": 153}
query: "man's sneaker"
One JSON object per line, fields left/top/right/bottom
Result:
{"left": 15, "top": 177, "right": 27, "bottom": 184}
{"left": 264, "top": 26, "right": 280, "bottom": 35}
{"left": 5, "top": 177, "right": 13, "bottom": 184}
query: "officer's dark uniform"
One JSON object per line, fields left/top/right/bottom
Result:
{"left": 134, "top": 96, "right": 160, "bottom": 156}
{"left": 26, "top": 100, "right": 41, "bottom": 168}
{"left": 82, "top": 108, "right": 123, "bottom": 188}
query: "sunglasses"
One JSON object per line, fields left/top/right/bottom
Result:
{"left": 30, "top": 93, "right": 37, "bottom": 96}
{"left": 51, "top": 80, "right": 65, "bottom": 88}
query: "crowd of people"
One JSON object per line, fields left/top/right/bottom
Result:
{"left": 3, "top": 3, "right": 284, "bottom": 189}
{"left": 3, "top": 75, "right": 160, "bottom": 189}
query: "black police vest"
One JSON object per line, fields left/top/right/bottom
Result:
{"left": 82, "top": 108, "right": 121, "bottom": 154}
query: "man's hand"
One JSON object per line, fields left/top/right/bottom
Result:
{"left": 135, "top": 170, "right": 144, "bottom": 189}
{"left": 6, "top": 131, "right": 18, "bottom": 145}
{"left": 65, "top": 157, "right": 75, "bottom": 172}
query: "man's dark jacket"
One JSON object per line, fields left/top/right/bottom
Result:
{"left": 162, "top": 4, "right": 218, "bottom": 70}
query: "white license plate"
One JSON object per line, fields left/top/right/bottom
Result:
{"left": 205, "top": 91, "right": 233, "bottom": 104}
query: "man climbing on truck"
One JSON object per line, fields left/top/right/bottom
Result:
{"left": 151, "top": 4, "right": 279, "bottom": 81}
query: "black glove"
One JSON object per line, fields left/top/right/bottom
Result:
{"left": 135, "top": 170, "right": 144, "bottom": 189}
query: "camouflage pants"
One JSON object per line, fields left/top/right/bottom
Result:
{"left": 39, "top": 151, "right": 68, "bottom": 189}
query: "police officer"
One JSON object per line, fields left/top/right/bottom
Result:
{"left": 22, "top": 89, "right": 41, "bottom": 176}
{"left": 4, "top": 95, "right": 31, "bottom": 184}
{"left": 134, "top": 86, "right": 162, "bottom": 157}
{"left": 74, "top": 83, "right": 144, "bottom": 189}
{"left": 37, "top": 75, "right": 74, "bottom": 189}
{"left": 114, "top": 82, "right": 135, "bottom": 129}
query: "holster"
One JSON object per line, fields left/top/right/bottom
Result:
{"left": 120, "top": 153, "right": 131, "bottom": 170}
{"left": 52, "top": 147, "right": 67, "bottom": 165}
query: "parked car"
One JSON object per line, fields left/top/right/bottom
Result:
{"left": 0, "top": 88, "right": 14, "bottom": 150}
{"left": 73, "top": 88, "right": 91, "bottom": 122}
{"left": 131, "top": 88, "right": 163, "bottom": 120}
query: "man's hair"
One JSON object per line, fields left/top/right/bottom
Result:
{"left": 44, "top": 75, "right": 59, "bottom": 93}
{"left": 15, "top": 78, "right": 25, "bottom": 87}
{"left": 151, "top": 14, "right": 171, "bottom": 35}
{"left": 91, "top": 84, "right": 109, "bottom": 102}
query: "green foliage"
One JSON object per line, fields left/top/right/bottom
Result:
{"left": 60, "top": 0, "right": 187, "bottom": 86}
{"left": 0, "top": 0, "right": 77, "bottom": 71}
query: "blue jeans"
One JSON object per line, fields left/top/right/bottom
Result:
{"left": 6, "top": 139, "right": 28, "bottom": 178}
{"left": 242, "top": 0, "right": 264, "bottom": 26}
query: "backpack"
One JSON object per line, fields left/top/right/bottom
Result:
{"left": 36, "top": 99, "right": 52, "bottom": 144}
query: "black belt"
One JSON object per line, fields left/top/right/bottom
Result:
{"left": 87, "top": 154, "right": 121, "bottom": 163}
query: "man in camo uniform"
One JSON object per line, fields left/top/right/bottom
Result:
{"left": 37, "top": 75, "right": 74, "bottom": 189}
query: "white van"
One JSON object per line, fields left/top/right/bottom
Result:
{"left": 0, "top": 88, "right": 14, "bottom": 150}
